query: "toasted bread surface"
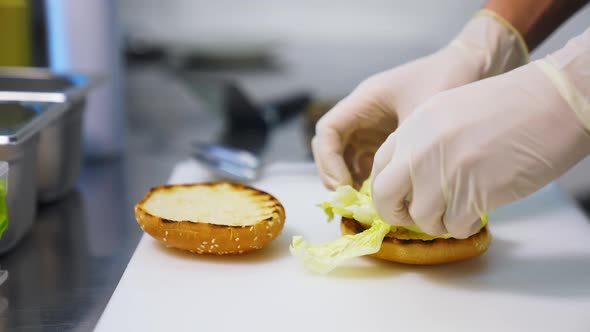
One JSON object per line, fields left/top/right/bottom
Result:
{"left": 136, "top": 182, "right": 285, "bottom": 255}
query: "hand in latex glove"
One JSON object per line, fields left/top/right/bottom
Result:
{"left": 372, "top": 28, "right": 590, "bottom": 238}
{"left": 312, "top": 10, "right": 528, "bottom": 189}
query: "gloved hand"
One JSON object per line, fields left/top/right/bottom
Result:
{"left": 312, "top": 10, "right": 528, "bottom": 189}
{"left": 371, "top": 27, "right": 590, "bottom": 239}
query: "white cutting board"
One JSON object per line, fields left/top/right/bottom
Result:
{"left": 96, "top": 161, "right": 590, "bottom": 332}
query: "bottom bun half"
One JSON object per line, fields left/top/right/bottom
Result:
{"left": 340, "top": 217, "right": 491, "bottom": 265}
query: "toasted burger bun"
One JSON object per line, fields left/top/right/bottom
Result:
{"left": 135, "top": 182, "right": 285, "bottom": 255}
{"left": 340, "top": 217, "right": 491, "bottom": 265}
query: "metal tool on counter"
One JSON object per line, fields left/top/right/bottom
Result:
{"left": 192, "top": 143, "right": 262, "bottom": 182}
{"left": 192, "top": 82, "right": 310, "bottom": 182}
{"left": 0, "top": 67, "right": 99, "bottom": 203}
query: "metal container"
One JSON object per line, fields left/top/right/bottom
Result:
{"left": 0, "top": 102, "right": 67, "bottom": 254}
{"left": 0, "top": 67, "right": 95, "bottom": 202}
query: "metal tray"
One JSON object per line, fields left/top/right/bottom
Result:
{"left": 0, "top": 101, "right": 68, "bottom": 254}
{"left": 0, "top": 67, "right": 95, "bottom": 103}
{"left": 0, "top": 67, "right": 99, "bottom": 202}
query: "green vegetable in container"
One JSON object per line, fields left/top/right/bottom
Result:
{"left": 0, "top": 178, "right": 8, "bottom": 239}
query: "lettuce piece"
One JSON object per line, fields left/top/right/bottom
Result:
{"left": 290, "top": 219, "right": 391, "bottom": 274}
{"left": 318, "top": 201, "right": 335, "bottom": 221}
{"left": 318, "top": 183, "right": 378, "bottom": 226}
{"left": 359, "top": 178, "right": 372, "bottom": 196}
{"left": 0, "top": 179, "right": 8, "bottom": 239}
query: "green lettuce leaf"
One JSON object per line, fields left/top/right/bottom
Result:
{"left": 289, "top": 219, "right": 391, "bottom": 274}
{"left": 317, "top": 184, "right": 378, "bottom": 225}
{"left": 0, "top": 179, "right": 8, "bottom": 239}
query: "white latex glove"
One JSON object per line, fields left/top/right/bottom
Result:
{"left": 372, "top": 27, "right": 590, "bottom": 239}
{"left": 312, "top": 10, "right": 528, "bottom": 189}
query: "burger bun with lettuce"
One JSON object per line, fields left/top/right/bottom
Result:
{"left": 290, "top": 180, "right": 491, "bottom": 274}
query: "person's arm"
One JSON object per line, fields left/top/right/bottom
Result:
{"left": 485, "top": 0, "right": 590, "bottom": 51}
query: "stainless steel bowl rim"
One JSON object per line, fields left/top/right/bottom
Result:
{"left": 0, "top": 67, "right": 104, "bottom": 103}
{"left": 0, "top": 101, "right": 71, "bottom": 144}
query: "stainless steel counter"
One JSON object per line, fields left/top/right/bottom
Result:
{"left": 0, "top": 160, "right": 138, "bottom": 331}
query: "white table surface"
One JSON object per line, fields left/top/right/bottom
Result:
{"left": 95, "top": 161, "right": 590, "bottom": 332}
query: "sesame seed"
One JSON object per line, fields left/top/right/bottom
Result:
{"left": 214, "top": 244, "right": 219, "bottom": 247}
{"left": 163, "top": 237, "right": 167, "bottom": 242}
{"left": 211, "top": 239, "right": 216, "bottom": 243}
{"left": 203, "top": 242, "right": 208, "bottom": 245}
{"left": 235, "top": 238, "right": 240, "bottom": 241}
{"left": 253, "top": 236, "right": 258, "bottom": 241}
{"left": 237, "top": 245, "right": 241, "bottom": 249}
{"left": 267, "top": 233, "right": 272, "bottom": 237}
{"left": 165, "top": 231, "right": 169, "bottom": 236}
{"left": 238, "top": 250, "right": 244, "bottom": 254}
{"left": 249, "top": 226, "right": 254, "bottom": 231}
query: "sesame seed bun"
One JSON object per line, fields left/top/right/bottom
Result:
{"left": 135, "top": 182, "right": 285, "bottom": 255}
{"left": 340, "top": 217, "right": 491, "bottom": 265}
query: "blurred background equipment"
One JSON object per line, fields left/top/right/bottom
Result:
{"left": 119, "top": 0, "right": 590, "bottom": 199}
{"left": 45, "top": 0, "right": 125, "bottom": 159}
